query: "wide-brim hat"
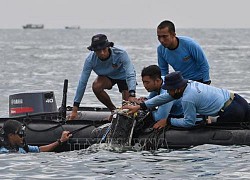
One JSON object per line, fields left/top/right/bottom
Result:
{"left": 162, "top": 71, "right": 188, "bottom": 90}
{"left": 87, "top": 34, "right": 114, "bottom": 51}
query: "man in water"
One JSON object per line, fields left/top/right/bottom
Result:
{"left": 69, "top": 34, "right": 137, "bottom": 120}
{"left": 0, "top": 119, "right": 71, "bottom": 153}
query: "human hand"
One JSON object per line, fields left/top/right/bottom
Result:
{"left": 68, "top": 111, "right": 78, "bottom": 120}
{"left": 60, "top": 131, "right": 72, "bottom": 142}
{"left": 122, "top": 104, "right": 140, "bottom": 114}
{"left": 128, "top": 96, "right": 140, "bottom": 104}
{"left": 153, "top": 119, "right": 167, "bottom": 130}
{"left": 137, "top": 97, "right": 147, "bottom": 103}
{"left": 68, "top": 107, "right": 78, "bottom": 120}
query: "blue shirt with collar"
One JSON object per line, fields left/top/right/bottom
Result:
{"left": 74, "top": 46, "right": 137, "bottom": 105}
{"left": 144, "top": 81, "right": 230, "bottom": 127}
{"left": 147, "top": 88, "right": 174, "bottom": 121}
{"left": 147, "top": 76, "right": 183, "bottom": 121}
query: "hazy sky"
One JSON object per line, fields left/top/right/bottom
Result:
{"left": 1, "top": 0, "right": 250, "bottom": 29}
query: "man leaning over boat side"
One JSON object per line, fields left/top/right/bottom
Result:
{"left": 157, "top": 20, "right": 211, "bottom": 85}
{"left": 69, "top": 34, "right": 137, "bottom": 120}
{"left": 0, "top": 120, "right": 71, "bottom": 153}
{"left": 123, "top": 71, "right": 250, "bottom": 128}
{"left": 136, "top": 65, "right": 183, "bottom": 129}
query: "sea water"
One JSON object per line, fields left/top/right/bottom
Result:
{"left": 0, "top": 29, "right": 250, "bottom": 179}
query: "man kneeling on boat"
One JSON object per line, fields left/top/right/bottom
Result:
{"left": 0, "top": 120, "right": 72, "bottom": 153}
{"left": 123, "top": 71, "right": 250, "bottom": 128}
{"left": 69, "top": 34, "right": 137, "bottom": 120}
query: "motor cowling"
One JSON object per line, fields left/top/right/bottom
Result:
{"left": 9, "top": 91, "right": 57, "bottom": 117}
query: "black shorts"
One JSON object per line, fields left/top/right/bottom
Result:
{"left": 108, "top": 77, "right": 128, "bottom": 93}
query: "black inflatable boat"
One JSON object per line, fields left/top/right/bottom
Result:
{"left": 1, "top": 103, "right": 250, "bottom": 152}
{"left": 1, "top": 80, "right": 250, "bottom": 152}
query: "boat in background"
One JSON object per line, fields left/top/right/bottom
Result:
{"left": 65, "top": 26, "right": 80, "bottom": 29}
{"left": 23, "top": 24, "right": 44, "bottom": 29}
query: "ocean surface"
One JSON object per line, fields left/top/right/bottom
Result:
{"left": 0, "top": 28, "right": 250, "bottom": 179}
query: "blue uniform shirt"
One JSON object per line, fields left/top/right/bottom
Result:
{"left": 148, "top": 88, "right": 174, "bottom": 121}
{"left": 74, "top": 46, "right": 137, "bottom": 105}
{"left": 147, "top": 76, "right": 183, "bottom": 121}
{"left": 144, "top": 81, "right": 230, "bottom": 127}
{"left": 158, "top": 36, "right": 210, "bottom": 82}
{"left": 0, "top": 145, "right": 40, "bottom": 153}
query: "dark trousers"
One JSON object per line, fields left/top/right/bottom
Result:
{"left": 218, "top": 94, "right": 249, "bottom": 123}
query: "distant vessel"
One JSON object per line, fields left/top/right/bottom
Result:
{"left": 23, "top": 24, "right": 44, "bottom": 29}
{"left": 65, "top": 26, "right": 80, "bottom": 29}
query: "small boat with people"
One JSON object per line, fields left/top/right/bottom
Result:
{"left": 1, "top": 80, "right": 250, "bottom": 152}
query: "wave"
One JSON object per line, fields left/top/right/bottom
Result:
{"left": 39, "top": 45, "right": 77, "bottom": 50}
{"left": 204, "top": 45, "right": 250, "bottom": 51}
{"left": 30, "top": 53, "right": 74, "bottom": 60}
{"left": 13, "top": 45, "right": 77, "bottom": 51}
{"left": 13, "top": 46, "right": 38, "bottom": 50}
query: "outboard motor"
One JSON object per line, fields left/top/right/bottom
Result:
{"left": 9, "top": 91, "right": 57, "bottom": 117}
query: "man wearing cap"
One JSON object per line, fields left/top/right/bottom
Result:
{"left": 123, "top": 71, "right": 249, "bottom": 128}
{"left": 69, "top": 34, "right": 137, "bottom": 120}
{"left": 0, "top": 120, "right": 71, "bottom": 153}
{"left": 157, "top": 20, "right": 211, "bottom": 84}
